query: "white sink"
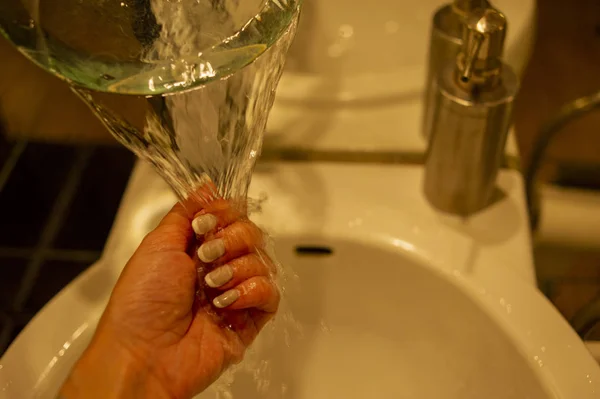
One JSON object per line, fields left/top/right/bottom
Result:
{"left": 1, "top": 162, "right": 599, "bottom": 398}
{"left": 2, "top": 1, "right": 588, "bottom": 397}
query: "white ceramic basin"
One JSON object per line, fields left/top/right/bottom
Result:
{"left": 1, "top": 162, "right": 599, "bottom": 398}
{"left": 201, "top": 238, "right": 552, "bottom": 398}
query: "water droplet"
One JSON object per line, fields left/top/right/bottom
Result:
{"left": 338, "top": 24, "right": 354, "bottom": 39}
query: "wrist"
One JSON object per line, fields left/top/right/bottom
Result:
{"left": 60, "top": 329, "right": 172, "bottom": 399}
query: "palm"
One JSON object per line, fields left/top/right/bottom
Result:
{"left": 62, "top": 201, "right": 278, "bottom": 399}
{"left": 103, "top": 224, "right": 267, "bottom": 398}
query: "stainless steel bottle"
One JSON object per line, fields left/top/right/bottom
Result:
{"left": 423, "top": 7, "right": 519, "bottom": 216}
{"left": 422, "top": 0, "right": 489, "bottom": 140}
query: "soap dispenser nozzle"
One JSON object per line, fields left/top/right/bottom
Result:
{"left": 459, "top": 32, "right": 483, "bottom": 83}
{"left": 457, "top": 8, "right": 507, "bottom": 90}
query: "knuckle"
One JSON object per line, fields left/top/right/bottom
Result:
{"left": 257, "top": 276, "right": 277, "bottom": 299}
{"left": 239, "top": 221, "right": 264, "bottom": 243}
{"left": 255, "top": 250, "right": 277, "bottom": 275}
{"left": 226, "top": 221, "right": 264, "bottom": 250}
{"left": 227, "top": 254, "right": 271, "bottom": 288}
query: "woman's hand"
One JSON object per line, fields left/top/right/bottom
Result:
{"left": 60, "top": 197, "right": 279, "bottom": 399}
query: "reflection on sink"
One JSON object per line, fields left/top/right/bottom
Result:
{"left": 199, "top": 237, "right": 550, "bottom": 398}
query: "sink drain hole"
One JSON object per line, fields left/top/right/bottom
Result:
{"left": 294, "top": 245, "right": 334, "bottom": 256}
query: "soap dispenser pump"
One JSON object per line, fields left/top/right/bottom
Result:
{"left": 422, "top": 0, "right": 490, "bottom": 139}
{"left": 423, "top": 7, "right": 519, "bottom": 216}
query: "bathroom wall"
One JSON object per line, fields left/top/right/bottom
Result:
{"left": 0, "top": 138, "right": 135, "bottom": 354}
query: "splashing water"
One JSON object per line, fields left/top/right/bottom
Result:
{"left": 74, "top": 15, "right": 299, "bottom": 206}
{"left": 13, "top": 0, "right": 303, "bottom": 396}
{"left": 76, "top": 11, "right": 301, "bottom": 399}
{"left": 205, "top": 234, "right": 305, "bottom": 399}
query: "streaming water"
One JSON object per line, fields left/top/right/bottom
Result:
{"left": 17, "top": 0, "right": 302, "bottom": 397}
{"left": 73, "top": 10, "right": 299, "bottom": 207}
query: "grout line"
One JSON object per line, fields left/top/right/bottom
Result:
{"left": 0, "top": 248, "right": 102, "bottom": 263}
{"left": 258, "top": 148, "right": 520, "bottom": 170}
{"left": 0, "top": 141, "right": 29, "bottom": 354}
{"left": 0, "top": 147, "right": 94, "bottom": 352}
{"left": 0, "top": 140, "right": 27, "bottom": 193}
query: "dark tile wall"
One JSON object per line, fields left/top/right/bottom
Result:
{"left": 0, "top": 139, "right": 135, "bottom": 355}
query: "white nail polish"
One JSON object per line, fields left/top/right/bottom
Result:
{"left": 197, "top": 239, "right": 225, "bottom": 263}
{"left": 213, "top": 289, "right": 240, "bottom": 308}
{"left": 192, "top": 214, "right": 218, "bottom": 235}
{"left": 205, "top": 265, "right": 234, "bottom": 288}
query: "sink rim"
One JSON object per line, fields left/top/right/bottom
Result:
{"left": 1, "top": 161, "right": 599, "bottom": 398}
{"left": 265, "top": 226, "right": 600, "bottom": 398}
{"left": 2, "top": 223, "right": 599, "bottom": 398}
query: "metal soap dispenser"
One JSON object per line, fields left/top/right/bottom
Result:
{"left": 423, "top": 7, "right": 519, "bottom": 216}
{"left": 422, "top": 0, "right": 490, "bottom": 139}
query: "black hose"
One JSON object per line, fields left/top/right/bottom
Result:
{"left": 525, "top": 90, "right": 600, "bottom": 230}
{"left": 571, "top": 292, "right": 600, "bottom": 339}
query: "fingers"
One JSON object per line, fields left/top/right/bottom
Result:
{"left": 136, "top": 179, "right": 223, "bottom": 254}
{"left": 213, "top": 276, "right": 280, "bottom": 314}
{"left": 204, "top": 253, "right": 274, "bottom": 290}
{"left": 191, "top": 199, "right": 246, "bottom": 236}
{"left": 196, "top": 220, "right": 264, "bottom": 264}
{"left": 191, "top": 198, "right": 279, "bottom": 317}
{"left": 139, "top": 182, "right": 244, "bottom": 254}
{"left": 179, "top": 179, "right": 220, "bottom": 217}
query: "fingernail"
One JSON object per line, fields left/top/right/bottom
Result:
{"left": 205, "top": 265, "right": 234, "bottom": 288}
{"left": 198, "top": 239, "right": 225, "bottom": 263}
{"left": 192, "top": 214, "right": 218, "bottom": 235}
{"left": 213, "top": 289, "right": 240, "bottom": 308}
